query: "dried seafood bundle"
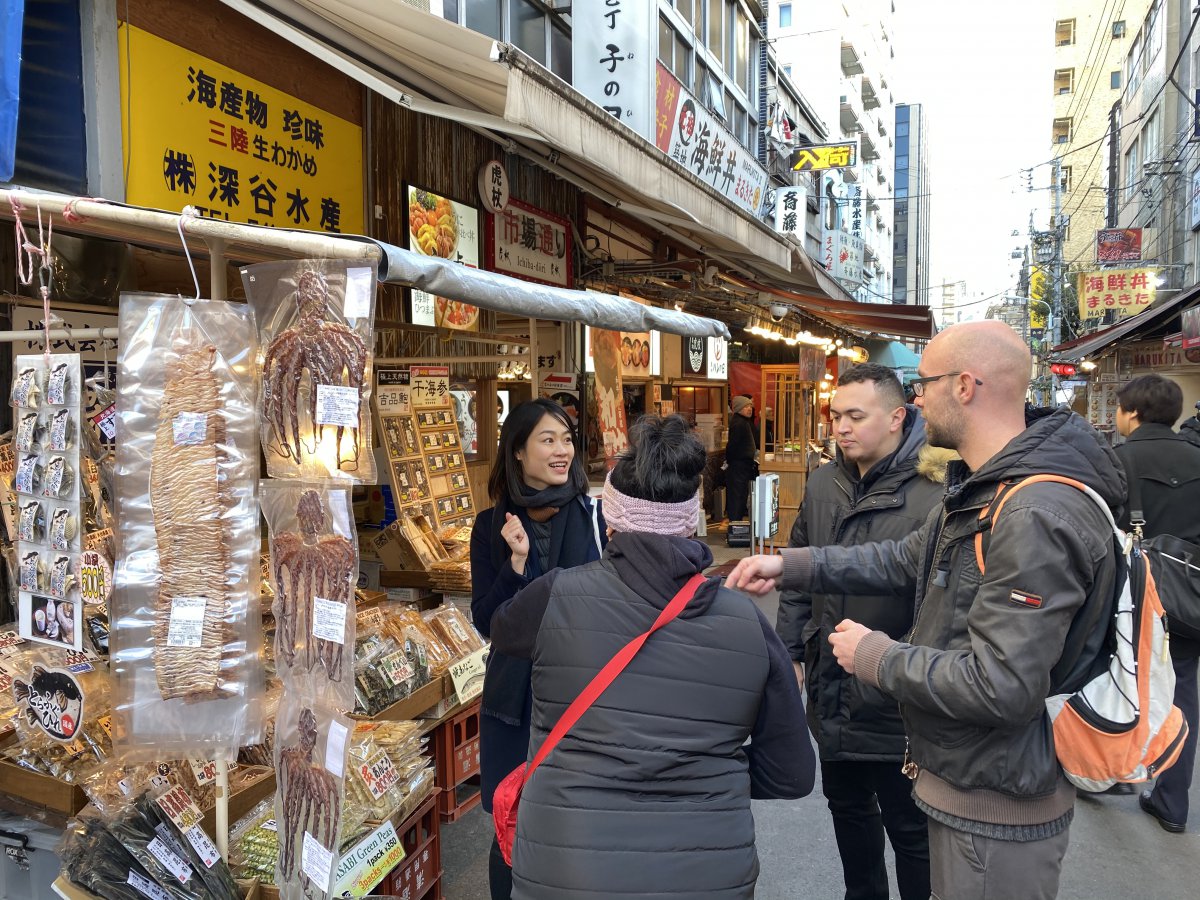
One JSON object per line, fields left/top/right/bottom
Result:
{"left": 277, "top": 707, "right": 342, "bottom": 896}
{"left": 262, "top": 270, "right": 368, "bottom": 471}
{"left": 149, "top": 337, "right": 233, "bottom": 701}
{"left": 270, "top": 490, "right": 355, "bottom": 680}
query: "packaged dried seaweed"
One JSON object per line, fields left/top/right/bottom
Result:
{"left": 241, "top": 259, "right": 378, "bottom": 482}
{"left": 383, "top": 604, "right": 452, "bottom": 676}
{"left": 140, "top": 785, "right": 240, "bottom": 899}
{"left": 59, "top": 810, "right": 174, "bottom": 900}
{"left": 112, "top": 294, "right": 263, "bottom": 759}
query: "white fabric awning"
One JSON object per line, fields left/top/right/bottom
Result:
{"left": 221, "top": 0, "right": 794, "bottom": 274}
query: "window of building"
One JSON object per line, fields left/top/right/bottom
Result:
{"left": 1055, "top": 19, "right": 1075, "bottom": 46}
{"left": 1125, "top": 138, "right": 1140, "bottom": 201}
{"left": 676, "top": 0, "right": 695, "bottom": 30}
{"left": 783, "top": 64, "right": 792, "bottom": 78}
{"left": 1061, "top": 165, "right": 1072, "bottom": 194}
{"left": 1112, "top": 20, "right": 1126, "bottom": 39}
{"left": 1143, "top": 108, "right": 1161, "bottom": 162}
{"left": 1054, "top": 68, "right": 1074, "bottom": 95}
{"left": 464, "top": 0, "right": 502, "bottom": 39}
{"left": 1145, "top": 2, "right": 1161, "bottom": 66}
{"left": 779, "top": 3, "right": 792, "bottom": 28}
{"left": 1127, "top": 35, "right": 1142, "bottom": 93}
{"left": 1053, "top": 117, "right": 1072, "bottom": 144}
{"left": 509, "top": 0, "right": 546, "bottom": 65}
{"left": 1111, "top": 70, "right": 1121, "bottom": 90}
{"left": 550, "top": 20, "right": 570, "bottom": 82}
{"left": 708, "top": 0, "right": 723, "bottom": 62}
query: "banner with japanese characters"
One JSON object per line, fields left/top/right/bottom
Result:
{"left": 407, "top": 186, "right": 481, "bottom": 331}
{"left": 572, "top": 0, "right": 655, "bottom": 137}
{"left": 485, "top": 198, "right": 572, "bottom": 288}
{"left": 773, "top": 186, "right": 806, "bottom": 239}
{"left": 1077, "top": 268, "right": 1156, "bottom": 322}
{"left": 117, "top": 24, "right": 363, "bottom": 233}
{"left": 654, "top": 63, "right": 768, "bottom": 218}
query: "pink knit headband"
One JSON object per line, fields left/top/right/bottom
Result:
{"left": 601, "top": 472, "right": 700, "bottom": 538}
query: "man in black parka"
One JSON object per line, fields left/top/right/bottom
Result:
{"left": 1115, "top": 375, "right": 1200, "bottom": 833}
{"left": 776, "top": 364, "right": 947, "bottom": 900}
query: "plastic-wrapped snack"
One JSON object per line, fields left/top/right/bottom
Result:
{"left": 87, "top": 608, "right": 111, "bottom": 655}
{"left": 49, "top": 407, "right": 76, "bottom": 451}
{"left": 17, "top": 500, "right": 45, "bottom": 543}
{"left": 241, "top": 259, "right": 378, "bottom": 482}
{"left": 59, "top": 811, "right": 175, "bottom": 900}
{"left": 49, "top": 506, "right": 78, "bottom": 550}
{"left": 18, "top": 550, "right": 46, "bottom": 592}
{"left": 10, "top": 365, "right": 41, "bottom": 408}
{"left": 15, "top": 410, "right": 42, "bottom": 452}
{"left": 342, "top": 729, "right": 408, "bottom": 838}
{"left": 427, "top": 604, "right": 486, "bottom": 659}
{"left": 230, "top": 797, "right": 279, "bottom": 885}
{"left": 383, "top": 605, "right": 451, "bottom": 676}
{"left": 104, "top": 796, "right": 217, "bottom": 900}
{"left": 41, "top": 454, "right": 74, "bottom": 498}
{"left": 49, "top": 554, "right": 77, "bottom": 598}
{"left": 274, "top": 699, "right": 351, "bottom": 899}
{"left": 46, "top": 360, "right": 72, "bottom": 405}
{"left": 15, "top": 453, "right": 43, "bottom": 495}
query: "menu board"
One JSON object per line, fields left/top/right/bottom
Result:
{"left": 1087, "top": 375, "right": 1127, "bottom": 433}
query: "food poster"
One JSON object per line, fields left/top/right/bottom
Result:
{"left": 540, "top": 373, "right": 581, "bottom": 429}
{"left": 590, "top": 330, "right": 630, "bottom": 465}
{"left": 407, "top": 186, "right": 481, "bottom": 332}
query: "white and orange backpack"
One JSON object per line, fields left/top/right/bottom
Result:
{"left": 978, "top": 474, "right": 1188, "bottom": 792}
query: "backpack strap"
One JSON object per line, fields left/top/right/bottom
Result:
{"left": 975, "top": 474, "right": 1115, "bottom": 575}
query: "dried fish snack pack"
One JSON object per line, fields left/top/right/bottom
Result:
{"left": 262, "top": 480, "right": 357, "bottom": 707}
{"left": 273, "top": 695, "right": 352, "bottom": 899}
{"left": 427, "top": 603, "right": 486, "bottom": 659}
{"left": 10, "top": 364, "right": 42, "bottom": 409}
{"left": 383, "top": 603, "right": 453, "bottom": 676}
{"left": 15, "top": 409, "right": 43, "bottom": 452}
{"left": 15, "top": 452, "right": 44, "bottom": 495}
{"left": 139, "top": 785, "right": 241, "bottom": 899}
{"left": 241, "top": 258, "right": 378, "bottom": 483}
{"left": 112, "top": 295, "right": 264, "bottom": 760}
{"left": 59, "top": 809, "right": 175, "bottom": 900}
{"left": 49, "top": 504, "right": 78, "bottom": 550}
{"left": 49, "top": 406, "right": 77, "bottom": 450}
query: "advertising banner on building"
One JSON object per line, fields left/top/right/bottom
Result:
{"left": 407, "top": 185, "right": 481, "bottom": 331}
{"left": 1077, "top": 268, "right": 1156, "bottom": 322}
{"left": 1182, "top": 305, "right": 1200, "bottom": 350}
{"left": 824, "top": 231, "right": 864, "bottom": 286}
{"left": 1095, "top": 228, "right": 1143, "bottom": 262}
{"left": 1191, "top": 169, "right": 1200, "bottom": 230}
{"left": 792, "top": 142, "right": 858, "bottom": 172}
{"left": 773, "top": 186, "right": 806, "bottom": 239}
{"left": 572, "top": 0, "right": 655, "bottom": 138}
{"left": 118, "top": 24, "right": 363, "bottom": 232}
{"left": 707, "top": 336, "right": 728, "bottom": 380}
{"left": 682, "top": 335, "right": 707, "bottom": 377}
{"left": 1029, "top": 266, "right": 1048, "bottom": 329}
{"left": 485, "top": 198, "right": 572, "bottom": 288}
{"left": 0, "top": 0, "right": 20, "bottom": 182}
{"left": 654, "top": 63, "right": 769, "bottom": 217}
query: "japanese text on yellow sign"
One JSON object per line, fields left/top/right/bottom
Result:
{"left": 793, "top": 142, "right": 858, "bottom": 171}
{"left": 1029, "top": 267, "right": 1048, "bottom": 330}
{"left": 1077, "top": 269, "right": 1156, "bottom": 322}
{"left": 118, "top": 24, "right": 364, "bottom": 232}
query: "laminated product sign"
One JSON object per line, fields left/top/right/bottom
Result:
{"left": 333, "top": 819, "right": 406, "bottom": 897}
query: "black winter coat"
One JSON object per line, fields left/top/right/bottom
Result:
{"left": 776, "top": 409, "right": 949, "bottom": 761}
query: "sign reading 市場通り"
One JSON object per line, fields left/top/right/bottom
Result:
{"left": 118, "top": 24, "right": 363, "bottom": 233}
{"left": 654, "top": 64, "right": 769, "bottom": 217}
{"left": 486, "top": 198, "right": 572, "bottom": 289}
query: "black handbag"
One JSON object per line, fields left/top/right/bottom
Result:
{"left": 1126, "top": 455, "right": 1200, "bottom": 641}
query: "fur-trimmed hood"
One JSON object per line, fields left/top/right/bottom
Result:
{"left": 916, "top": 445, "right": 958, "bottom": 484}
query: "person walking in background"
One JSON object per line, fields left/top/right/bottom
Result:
{"left": 490, "top": 414, "right": 814, "bottom": 899}
{"left": 762, "top": 405, "right": 776, "bottom": 452}
{"left": 776, "top": 363, "right": 949, "bottom": 900}
{"left": 723, "top": 394, "right": 758, "bottom": 525}
{"left": 1180, "top": 399, "right": 1200, "bottom": 449}
{"left": 727, "top": 322, "right": 1124, "bottom": 900}
{"left": 470, "top": 398, "right": 605, "bottom": 900}
{"left": 1113, "top": 375, "right": 1200, "bottom": 834}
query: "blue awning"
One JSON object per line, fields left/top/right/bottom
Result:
{"left": 867, "top": 339, "right": 921, "bottom": 371}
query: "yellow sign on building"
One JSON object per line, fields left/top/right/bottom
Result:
{"left": 793, "top": 142, "right": 858, "bottom": 171}
{"left": 118, "top": 25, "right": 364, "bottom": 233}
{"left": 1028, "top": 266, "right": 1048, "bottom": 330}
{"left": 1076, "top": 268, "right": 1156, "bottom": 322}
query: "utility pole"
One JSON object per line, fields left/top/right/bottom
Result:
{"left": 1051, "top": 157, "right": 1064, "bottom": 349}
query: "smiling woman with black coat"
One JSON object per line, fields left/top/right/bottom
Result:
{"left": 469, "top": 398, "right": 605, "bottom": 900}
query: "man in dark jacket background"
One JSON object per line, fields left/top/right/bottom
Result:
{"left": 1115, "top": 374, "right": 1200, "bottom": 833}
{"left": 728, "top": 322, "right": 1124, "bottom": 900}
{"left": 724, "top": 395, "right": 758, "bottom": 524}
{"left": 776, "top": 363, "right": 946, "bottom": 900}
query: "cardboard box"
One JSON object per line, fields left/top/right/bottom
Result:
{"left": 357, "top": 558, "right": 383, "bottom": 591}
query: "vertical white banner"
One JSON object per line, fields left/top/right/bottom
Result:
{"left": 572, "top": 0, "right": 656, "bottom": 139}
{"left": 773, "top": 186, "right": 806, "bottom": 239}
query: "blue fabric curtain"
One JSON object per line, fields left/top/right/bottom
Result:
{"left": 0, "top": 0, "right": 24, "bottom": 182}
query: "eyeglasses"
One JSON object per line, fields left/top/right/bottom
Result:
{"left": 910, "top": 372, "right": 984, "bottom": 397}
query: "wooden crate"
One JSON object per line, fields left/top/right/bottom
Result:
{"left": 385, "top": 791, "right": 442, "bottom": 900}
{"left": 350, "top": 672, "right": 451, "bottom": 723}
{"left": 0, "top": 759, "right": 88, "bottom": 826}
{"left": 430, "top": 699, "right": 481, "bottom": 823}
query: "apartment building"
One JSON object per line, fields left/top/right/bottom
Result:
{"left": 893, "top": 102, "right": 930, "bottom": 306}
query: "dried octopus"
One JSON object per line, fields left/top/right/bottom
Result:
{"left": 271, "top": 490, "right": 356, "bottom": 680}
{"left": 262, "top": 270, "right": 368, "bottom": 470}
{"left": 277, "top": 708, "right": 341, "bottom": 892}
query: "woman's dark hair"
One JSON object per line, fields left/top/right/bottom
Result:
{"left": 1116, "top": 374, "right": 1183, "bottom": 426}
{"left": 488, "top": 398, "right": 589, "bottom": 502}
{"left": 610, "top": 414, "right": 707, "bottom": 503}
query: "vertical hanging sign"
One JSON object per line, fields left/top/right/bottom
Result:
{"left": 572, "top": 0, "right": 655, "bottom": 140}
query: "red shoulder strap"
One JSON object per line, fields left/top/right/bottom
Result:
{"left": 522, "top": 572, "right": 707, "bottom": 785}
{"left": 974, "top": 475, "right": 1090, "bottom": 575}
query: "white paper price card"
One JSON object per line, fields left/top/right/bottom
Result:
{"left": 172, "top": 411, "right": 208, "bottom": 445}
{"left": 166, "top": 597, "right": 206, "bottom": 648}
{"left": 311, "top": 596, "right": 347, "bottom": 644}
{"left": 148, "top": 836, "right": 194, "bottom": 884}
{"left": 314, "top": 384, "right": 360, "bottom": 428}
{"left": 188, "top": 758, "right": 227, "bottom": 785}
{"left": 325, "top": 719, "right": 348, "bottom": 779}
{"left": 184, "top": 824, "right": 220, "bottom": 869}
{"left": 344, "top": 267, "right": 374, "bottom": 318}
{"left": 302, "top": 830, "right": 334, "bottom": 889}
{"left": 449, "top": 644, "right": 490, "bottom": 704}
{"left": 127, "top": 869, "right": 172, "bottom": 900}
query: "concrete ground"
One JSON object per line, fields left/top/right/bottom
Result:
{"left": 441, "top": 534, "right": 1200, "bottom": 899}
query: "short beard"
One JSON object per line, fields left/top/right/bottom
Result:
{"left": 925, "top": 410, "right": 964, "bottom": 450}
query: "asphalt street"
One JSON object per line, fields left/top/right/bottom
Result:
{"left": 441, "top": 536, "right": 1200, "bottom": 899}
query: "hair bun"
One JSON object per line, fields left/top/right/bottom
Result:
{"left": 612, "top": 414, "right": 707, "bottom": 503}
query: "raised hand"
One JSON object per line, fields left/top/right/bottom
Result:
{"left": 502, "top": 512, "right": 531, "bottom": 574}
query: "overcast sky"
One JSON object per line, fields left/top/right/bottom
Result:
{"left": 892, "top": 1, "right": 1054, "bottom": 315}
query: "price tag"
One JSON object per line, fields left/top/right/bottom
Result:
{"left": 166, "top": 597, "right": 206, "bottom": 648}
{"left": 356, "top": 607, "right": 384, "bottom": 632}
{"left": 380, "top": 651, "right": 414, "bottom": 686}
{"left": 78, "top": 550, "right": 112, "bottom": 604}
{"left": 357, "top": 750, "right": 401, "bottom": 800}
{"left": 148, "top": 836, "right": 194, "bottom": 884}
{"left": 183, "top": 824, "right": 220, "bottom": 869}
{"left": 449, "top": 644, "right": 490, "bottom": 704}
{"left": 311, "top": 596, "right": 347, "bottom": 644}
{"left": 127, "top": 869, "right": 172, "bottom": 900}
{"left": 344, "top": 267, "right": 374, "bottom": 318}
{"left": 189, "top": 759, "right": 221, "bottom": 785}
{"left": 314, "top": 384, "right": 360, "bottom": 428}
{"left": 302, "top": 831, "right": 334, "bottom": 889}
{"left": 261, "top": 819, "right": 278, "bottom": 832}
{"left": 92, "top": 404, "right": 118, "bottom": 440}
{"left": 172, "top": 412, "right": 208, "bottom": 445}
{"left": 97, "top": 715, "right": 113, "bottom": 739}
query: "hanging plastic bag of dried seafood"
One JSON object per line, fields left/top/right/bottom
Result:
{"left": 241, "top": 258, "right": 378, "bottom": 482}
{"left": 262, "top": 481, "right": 358, "bottom": 707}
{"left": 111, "top": 294, "right": 264, "bottom": 761}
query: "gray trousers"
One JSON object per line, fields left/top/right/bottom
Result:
{"left": 928, "top": 819, "right": 1070, "bottom": 900}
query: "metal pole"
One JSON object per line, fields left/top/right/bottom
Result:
{"left": 1052, "top": 158, "right": 1064, "bottom": 349}
{"left": 0, "top": 326, "right": 119, "bottom": 344}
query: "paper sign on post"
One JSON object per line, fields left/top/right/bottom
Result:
{"left": 449, "top": 644, "right": 489, "bottom": 704}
